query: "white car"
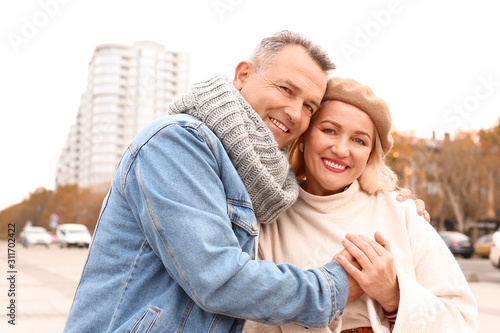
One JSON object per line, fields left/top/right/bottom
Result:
{"left": 57, "top": 224, "right": 92, "bottom": 248}
{"left": 490, "top": 231, "right": 500, "bottom": 269}
{"left": 19, "top": 226, "right": 52, "bottom": 247}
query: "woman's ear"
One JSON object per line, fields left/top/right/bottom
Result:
{"left": 233, "top": 61, "right": 253, "bottom": 91}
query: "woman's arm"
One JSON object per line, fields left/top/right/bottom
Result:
{"left": 338, "top": 213, "right": 477, "bottom": 332}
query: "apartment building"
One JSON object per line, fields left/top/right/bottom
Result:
{"left": 56, "top": 41, "right": 189, "bottom": 191}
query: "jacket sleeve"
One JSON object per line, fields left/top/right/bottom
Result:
{"left": 124, "top": 122, "right": 347, "bottom": 329}
{"left": 393, "top": 205, "right": 477, "bottom": 332}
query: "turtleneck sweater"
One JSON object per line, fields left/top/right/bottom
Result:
{"left": 244, "top": 180, "right": 477, "bottom": 333}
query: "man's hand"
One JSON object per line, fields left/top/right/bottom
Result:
{"left": 337, "top": 233, "right": 400, "bottom": 312}
{"left": 396, "top": 188, "right": 430, "bottom": 222}
{"left": 333, "top": 248, "right": 364, "bottom": 303}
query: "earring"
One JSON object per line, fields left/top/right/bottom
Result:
{"left": 299, "top": 143, "right": 304, "bottom": 152}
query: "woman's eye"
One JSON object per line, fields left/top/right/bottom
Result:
{"left": 354, "top": 138, "right": 366, "bottom": 145}
{"left": 324, "top": 129, "right": 335, "bottom": 134}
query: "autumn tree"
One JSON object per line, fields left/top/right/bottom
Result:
{"left": 42, "top": 184, "right": 106, "bottom": 233}
{"left": 478, "top": 117, "right": 500, "bottom": 220}
{"left": 0, "top": 187, "right": 53, "bottom": 237}
{"left": 0, "top": 185, "right": 106, "bottom": 239}
{"left": 388, "top": 128, "right": 497, "bottom": 235}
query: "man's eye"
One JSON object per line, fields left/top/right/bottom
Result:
{"left": 281, "top": 86, "right": 291, "bottom": 93}
{"left": 305, "top": 104, "right": 314, "bottom": 114}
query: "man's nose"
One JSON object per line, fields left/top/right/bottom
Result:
{"left": 283, "top": 100, "right": 303, "bottom": 123}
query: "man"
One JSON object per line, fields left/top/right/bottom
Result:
{"left": 64, "top": 31, "right": 419, "bottom": 332}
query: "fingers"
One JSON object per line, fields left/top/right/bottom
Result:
{"left": 338, "top": 254, "right": 363, "bottom": 280}
{"left": 332, "top": 247, "right": 355, "bottom": 263}
{"left": 374, "top": 231, "right": 391, "bottom": 252}
{"left": 398, "top": 193, "right": 431, "bottom": 222}
{"left": 345, "top": 233, "right": 386, "bottom": 258}
{"left": 415, "top": 199, "right": 425, "bottom": 215}
{"left": 343, "top": 234, "right": 379, "bottom": 268}
{"left": 423, "top": 209, "right": 431, "bottom": 222}
{"left": 396, "top": 187, "right": 412, "bottom": 202}
{"left": 414, "top": 199, "right": 431, "bottom": 222}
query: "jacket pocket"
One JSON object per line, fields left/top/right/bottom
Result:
{"left": 227, "top": 199, "right": 258, "bottom": 256}
{"left": 130, "top": 307, "right": 160, "bottom": 333}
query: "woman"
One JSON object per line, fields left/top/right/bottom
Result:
{"left": 244, "top": 77, "right": 477, "bottom": 332}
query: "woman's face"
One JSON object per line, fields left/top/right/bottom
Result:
{"left": 302, "top": 100, "right": 375, "bottom": 196}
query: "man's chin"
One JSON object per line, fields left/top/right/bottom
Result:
{"left": 270, "top": 131, "right": 292, "bottom": 150}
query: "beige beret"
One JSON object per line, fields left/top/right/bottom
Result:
{"left": 323, "top": 77, "right": 394, "bottom": 155}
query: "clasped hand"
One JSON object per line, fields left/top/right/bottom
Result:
{"left": 334, "top": 232, "right": 400, "bottom": 312}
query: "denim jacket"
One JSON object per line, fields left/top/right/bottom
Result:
{"left": 64, "top": 114, "right": 347, "bottom": 333}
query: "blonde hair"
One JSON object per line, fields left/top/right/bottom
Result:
{"left": 358, "top": 134, "right": 399, "bottom": 194}
{"left": 289, "top": 109, "right": 398, "bottom": 195}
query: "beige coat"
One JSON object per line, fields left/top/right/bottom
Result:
{"left": 244, "top": 181, "right": 477, "bottom": 333}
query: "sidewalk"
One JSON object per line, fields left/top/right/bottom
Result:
{"left": 469, "top": 282, "right": 500, "bottom": 332}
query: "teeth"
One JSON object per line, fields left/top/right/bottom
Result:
{"left": 270, "top": 118, "right": 289, "bottom": 132}
{"left": 323, "top": 159, "right": 347, "bottom": 170}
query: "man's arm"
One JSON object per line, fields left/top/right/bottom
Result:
{"left": 126, "top": 122, "right": 347, "bottom": 328}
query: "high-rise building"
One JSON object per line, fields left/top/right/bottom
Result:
{"left": 56, "top": 41, "right": 189, "bottom": 191}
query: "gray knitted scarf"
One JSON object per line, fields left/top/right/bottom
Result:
{"left": 167, "top": 74, "right": 299, "bottom": 224}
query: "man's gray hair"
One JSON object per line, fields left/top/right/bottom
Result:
{"left": 249, "top": 30, "right": 336, "bottom": 75}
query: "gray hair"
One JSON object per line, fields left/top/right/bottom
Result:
{"left": 249, "top": 30, "right": 336, "bottom": 75}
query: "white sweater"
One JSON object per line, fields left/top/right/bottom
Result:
{"left": 244, "top": 180, "right": 477, "bottom": 333}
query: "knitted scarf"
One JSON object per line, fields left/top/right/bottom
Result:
{"left": 167, "top": 74, "right": 299, "bottom": 224}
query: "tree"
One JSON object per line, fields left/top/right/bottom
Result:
{"left": 42, "top": 184, "right": 106, "bottom": 233}
{"left": 0, "top": 185, "right": 106, "bottom": 239}
{"left": 478, "top": 117, "right": 500, "bottom": 220}
{"left": 389, "top": 128, "right": 496, "bottom": 234}
{"left": 0, "top": 187, "right": 53, "bottom": 237}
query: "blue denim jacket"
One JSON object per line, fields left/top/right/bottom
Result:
{"left": 64, "top": 114, "right": 347, "bottom": 333}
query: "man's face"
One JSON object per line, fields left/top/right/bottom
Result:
{"left": 234, "top": 46, "right": 327, "bottom": 149}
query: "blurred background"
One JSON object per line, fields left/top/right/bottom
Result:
{"left": 0, "top": 0, "right": 499, "bottom": 332}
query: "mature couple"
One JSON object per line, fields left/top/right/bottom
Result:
{"left": 65, "top": 31, "right": 476, "bottom": 332}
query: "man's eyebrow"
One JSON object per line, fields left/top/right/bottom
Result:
{"left": 283, "top": 79, "right": 301, "bottom": 93}
{"left": 283, "top": 79, "right": 320, "bottom": 109}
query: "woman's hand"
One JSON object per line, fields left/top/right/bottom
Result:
{"left": 396, "top": 188, "right": 430, "bottom": 222}
{"left": 337, "top": 232, "right": 400, "bottom": 312}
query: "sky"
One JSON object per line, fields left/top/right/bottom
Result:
{"left": 1, "top": 0, "right": 499, "bottom": 211}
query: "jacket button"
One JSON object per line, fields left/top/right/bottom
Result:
{"left": 252, "top": 222, "right": 258, "bottom": 231}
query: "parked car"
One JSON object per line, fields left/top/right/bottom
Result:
{"left": 490, "top": 231, "right": 500, "bottom": 268}
{"left": 19, "top": 226, "right": 52, "bottom": 247}
{"left": 56, "top": 224, "right": 92, "bottom": 248}
{"left": 474, "top": 233, "right": 493, "bottom": 258}
{"left": 438, "top": 231, "right": 474, "bottom": 259}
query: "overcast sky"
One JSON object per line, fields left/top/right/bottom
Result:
{"left": 1, "top": 0, "right": 499, "bottom": 211}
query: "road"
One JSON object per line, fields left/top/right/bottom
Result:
{"left": 456, "top": 256, "right": 500, "bottom": 283}
{"left": 0, "top": 241, "right": 499, "bottom": 332}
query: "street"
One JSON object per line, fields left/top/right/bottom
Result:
{"left": 0, "top": 241, "right": 499, "bottom": 332}
{"left": 457, "top": 256, "right": 500, "bottom": 284}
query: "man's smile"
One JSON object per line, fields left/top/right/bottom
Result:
{"left": 270, "top": 117, "right": 290, "bottom": 133}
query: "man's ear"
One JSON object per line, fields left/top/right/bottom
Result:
{"left": 233, "top": 61, "right": 253, "bottom": 91}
